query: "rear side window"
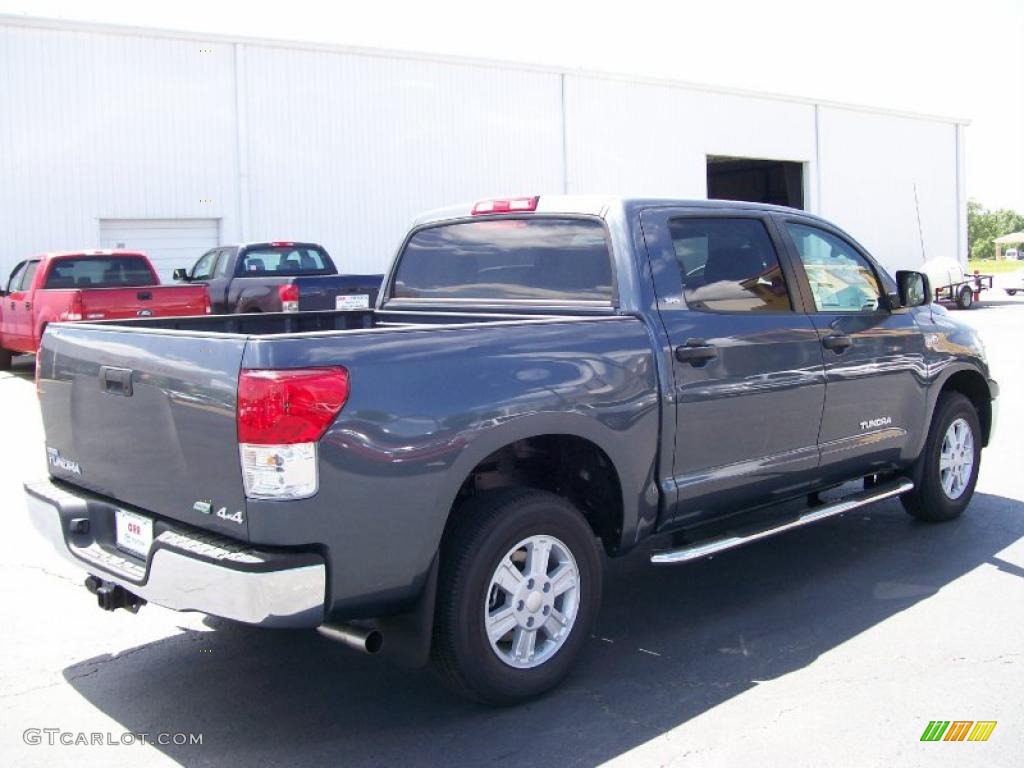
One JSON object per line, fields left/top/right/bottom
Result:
{"left": 239, "top": 246, "right": 329, "bottom": 275}
{"left": 667, "top": 218, "right": 791, "bottom": 312}
{"left": 19, "top": 261, "right": 39, "bottom": 290}
{"left": 392, "top": 219, "right": 613, "bottom": 303}
{"left": 44, "top": 257, "right": 155, "bottom": 289}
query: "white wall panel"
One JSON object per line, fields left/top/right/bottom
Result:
{"left": 818, "top": 107, "right": 960, "bottom": 272}
{"left": 240, "top": 47, "right": 564, "bottom": 274}
{"left": 0, "top": 18, "right": 965, "bottom": 282}
{"left": 564, "top": 76, "right": 817, "bottom": 199}
{"left": 0, "top": 24, "right": 237, "bottom": 280}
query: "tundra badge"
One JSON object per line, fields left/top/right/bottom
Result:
{"left": 859, "top": 416, "right": 893, "bottom": 430}
{"left": 46, "top": 447, "right": 82, "bottom": 475}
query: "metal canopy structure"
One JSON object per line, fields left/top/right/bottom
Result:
{"left": 994, "top": 232, "right": 1024, "bottom": 259}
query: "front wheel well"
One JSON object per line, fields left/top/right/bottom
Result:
{"left": 447, "top": 435, "right": 625, "bottom": 554}
{"left": 939, "top": 370, "right": 992, "bottom": 445}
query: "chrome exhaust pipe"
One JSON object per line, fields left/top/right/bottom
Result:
{"left": 317, "top": 623, "right": 384, "bottom": 655}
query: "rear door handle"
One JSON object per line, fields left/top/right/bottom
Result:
{"left": 821, "top": 334, "right": 853, "bottom": 352}
{"left": 24, "top": 301, "right": 31, "bottom": 310}
{"left": 675, "top": 339, "right": 718, "bottom": 366}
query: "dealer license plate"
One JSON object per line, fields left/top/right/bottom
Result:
{"left": 336, "top": 294, "right": 370, "bottom": 310}
{"left": 115, "top": 509, "right": 153, "bottom": 560}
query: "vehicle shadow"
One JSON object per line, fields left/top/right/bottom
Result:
{"left": 0, "top": 355, "right": 35, "bottom": 382}
{"left": 62, "top": 492, "right": 1024, "bottom": 767}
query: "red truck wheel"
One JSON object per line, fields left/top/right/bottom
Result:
{"left": 0, "top": 348, "right": 12, "bottom": 371}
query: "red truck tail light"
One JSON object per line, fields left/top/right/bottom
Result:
{"left": 237, "top": 367, "right": 350, "bottom": 500}
{"left": 203, "top": 290, "right": 213, "bottom": 314}
{"left": 65, "top": 292, "right": 84, "bottom": 321}
{"left": 238, "top": 367, "right": 349, "bottom": 444}
{"left": 471, "top": 196, "right": 539, "bottom": 215}
{"left": 278, "top": 284, "right": 300, "bottom": 313}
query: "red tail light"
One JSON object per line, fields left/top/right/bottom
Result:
{"left": 278, "top": 284, "right": 300, "bottom": 313}
{"left": 271, "top": 241, "right": 296, "bottom": 247}
{"left": 237, "top": 368, "right": 349, "bottom": 444}
{"left": 471, "top": 196, "right": 539, "bottom": 215}
{"left": 66, "top": 292, "right": 84, "bottom": 321}
{"left": 203, "top": 290, "right": 212, "bottom": 314}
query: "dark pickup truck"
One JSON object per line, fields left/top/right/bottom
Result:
{"left": 26, "top": 196, "right": 998, "bottom": 704}
{"left": 173, "top": 241, "right": 383, "bottom": 314}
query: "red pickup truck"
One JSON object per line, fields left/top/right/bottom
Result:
{"left": 0, "top": 250, "right": 210, "bottom": 369}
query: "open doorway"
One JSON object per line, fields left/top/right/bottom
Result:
{"left": 706, "top": 156, "right": 805, "bottom": 210}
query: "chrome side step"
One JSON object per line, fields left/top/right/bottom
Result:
{"left": 650, "top": 479, "right": 914, "bottom": 565}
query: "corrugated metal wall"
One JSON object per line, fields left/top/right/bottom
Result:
{"left": 0, "top": 18, "right": 965, "bottom": 281}
{"left": 0, "top": 23, "right": 239, "bottom": 279}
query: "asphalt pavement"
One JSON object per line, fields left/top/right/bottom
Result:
{"left": 1, "top": 295, "right": 1021, "bottom": 767}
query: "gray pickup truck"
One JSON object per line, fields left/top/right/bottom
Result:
{"left": 26, "top": 196, "right": 998, "bottom": 704}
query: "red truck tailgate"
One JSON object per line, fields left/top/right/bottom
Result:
{"left": 80, "top": 286, "right": 209, "bottom": 320}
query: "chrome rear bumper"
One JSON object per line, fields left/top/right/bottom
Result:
{"left": 24, "top": 479, "right": 325, "bottom": 627}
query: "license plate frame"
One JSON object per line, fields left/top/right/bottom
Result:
{"left": 114, "top": 508, "right": 153, "bottom": 560}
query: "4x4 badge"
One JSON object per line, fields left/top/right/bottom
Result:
{"left": 216, "top": 507, "right": 245, "bottom": 525}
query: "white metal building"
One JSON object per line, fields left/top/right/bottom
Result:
{"left": 0, "top": 15, "right": 968, "bottom": 282}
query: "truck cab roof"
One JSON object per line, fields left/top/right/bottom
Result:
{"left": 413, "top": 195, "right": 834, "bottom": 227}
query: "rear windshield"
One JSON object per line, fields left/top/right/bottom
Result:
{"left": 392, "top": 218, "right": 613, "bottom": 303}
{"left": 238, "top": 246, "right": 331, "bottom": 276}
{"left": 44, "top": 257, "right": 156, "bottom": 289}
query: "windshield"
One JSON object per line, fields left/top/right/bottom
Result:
{"left": 392, "top": 218, "right": 613, "bottom": 303}
{"left": 238, "top": 246, "right": 332, "bottom": 276}
{"left": 43, "top": 256, "right": 156, "bottom": 289}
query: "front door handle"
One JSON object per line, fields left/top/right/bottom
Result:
{"left": 821, "top": 334, "right": 853, "bottom": 352}
{"left": 24, "top": 301, "right": 30, "bottom": 310}
{"left": 675, "top": 339, "right": 718, "bottom": 366}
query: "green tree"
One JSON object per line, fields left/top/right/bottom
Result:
{"left": 968, "top": 199, "right": 1024, "bottom": 260}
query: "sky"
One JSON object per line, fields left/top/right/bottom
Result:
{"left": 2, "top": 0, "right": 1022, "bottom": 212}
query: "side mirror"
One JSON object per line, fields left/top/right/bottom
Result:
{"left": 895, "top": 270, "right": 930, "bottom": 308}
{"left": 172, "top": 268, "right": 189, "bottom": 282}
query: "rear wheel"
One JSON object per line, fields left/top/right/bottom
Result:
{"left": 902, "top": 392, "right": 981, "bottom": 522}
{"left": 432, "top": 488, "right": 602, "bottom": 705}
{"left": 1007, "top": 289, "right": 1018, "bottom": 296}
{"left": 0, "top": 348, "right": 11, "bottom": 371}
{"left": 956, "top": 285, "right": 974, "bottom": 309}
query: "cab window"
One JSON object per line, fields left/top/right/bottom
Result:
{"left": 191, "top": 250, "right": 218, "bottom": 281}
{"left": 786, "top": 223, "right": 882, "bottom": 312}
{"left": 666, "top": 218, "right": 792, "bottom": 312}
{"left": 18, "top": 261, "right": 39, "bottom": 290}
{"left": 7, "top": 262, "right": 26, "bottom": 293}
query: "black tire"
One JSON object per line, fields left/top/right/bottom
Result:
{"left": 431, "top": 488, "right": 602, "bottom": 705}
{"left": 901, "top": 392, "right": 981, "bottom": 522}
{"left": 956, "top": 285, "right": 974, "bottom": 309}
{"left": 0, "top": 348, "right": 11, "bottom": 371}
{"left": 1007, "top": 289, "right": 1018, "bottom": 296}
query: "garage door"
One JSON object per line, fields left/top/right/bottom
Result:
{"left": 100, "top": 219, "right": 220, "bottom": 281}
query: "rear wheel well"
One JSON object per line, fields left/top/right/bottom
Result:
{"left": 940, "top": 370, "right": 992, "bottom": 445}
{"left": 447, "top": 435, "right": 624, "bottom": 554}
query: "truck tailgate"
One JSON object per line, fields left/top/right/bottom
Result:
{"left": 37, "top": 324, "right": 250, "bottom": 539}
{"left": 80, "top": 285, "right": 209, "bottom": 320}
